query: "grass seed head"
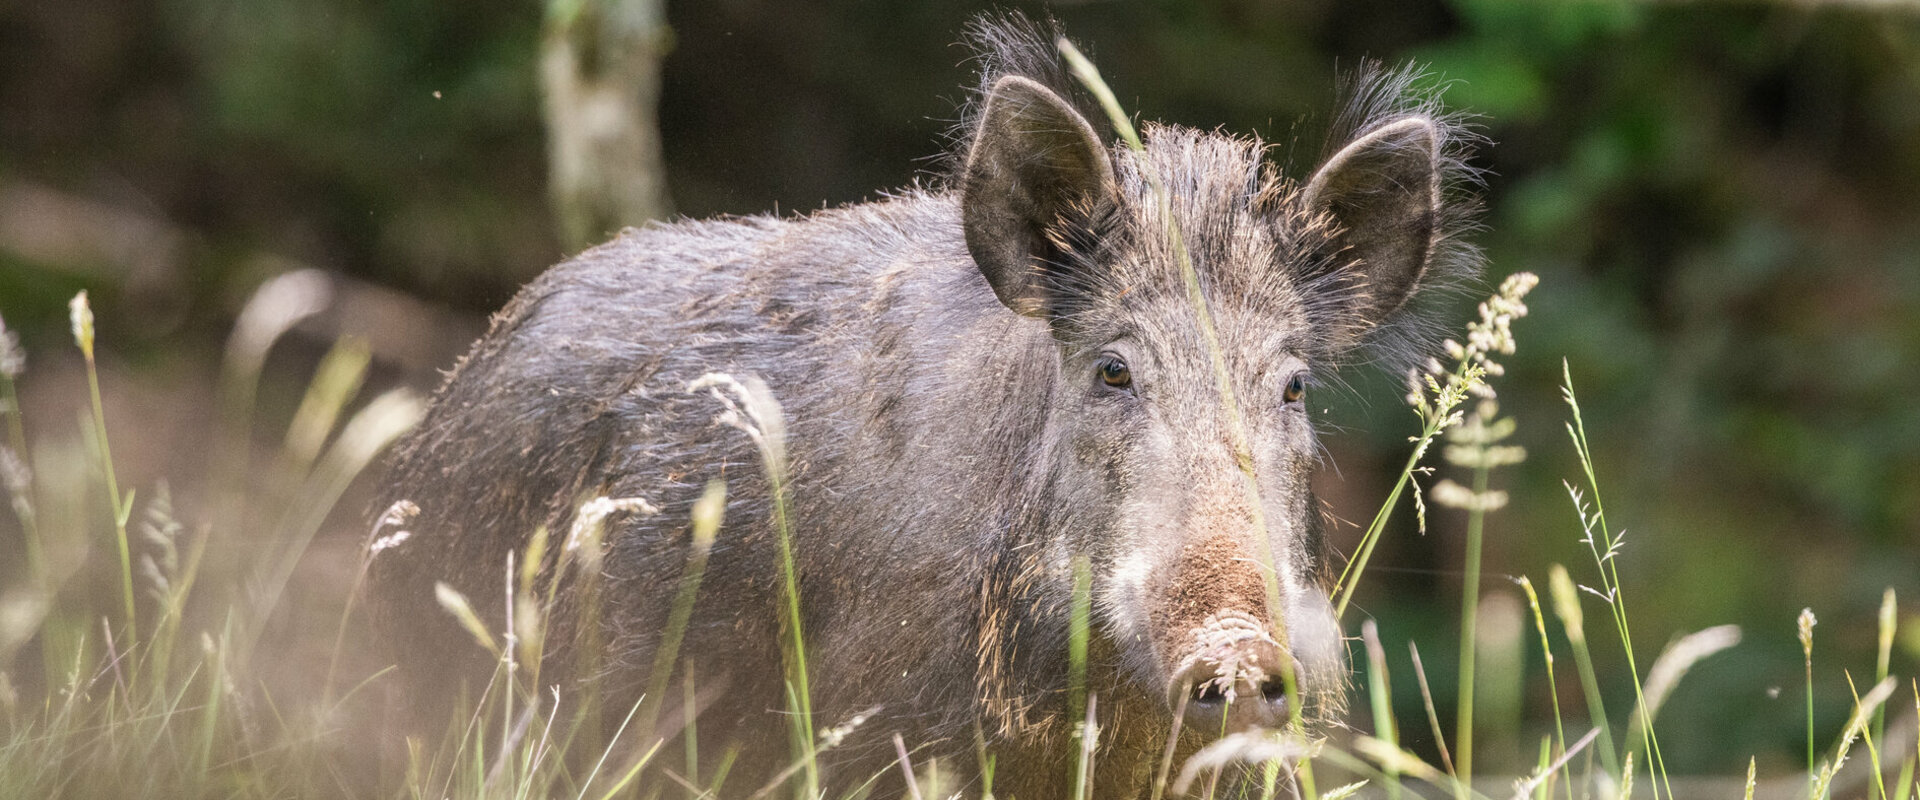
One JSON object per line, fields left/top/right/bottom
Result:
{"left": 0, "top": 311, "right": 23, "bottom": 378}
{"left": 367, "top": 500, "right": 420, "bottom": 555}
{"left": 68, "top": 291, "right": 96, "bottom": 360}
{"left": 563, "top": 495, "right": 660, "bottom": 561}
{"left": 433, "top": 581, "right": 499, "bottom": 656}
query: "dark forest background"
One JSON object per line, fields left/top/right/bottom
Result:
{"left": 3, "top": 0, "right": 1918, "bottom": 778}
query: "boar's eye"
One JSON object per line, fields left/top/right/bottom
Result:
{"left": 1283, "top": 372, "right": 1307, "bottom": 406}
{"left": 1098, "top": 356, "right": 1133, "bottom": 390}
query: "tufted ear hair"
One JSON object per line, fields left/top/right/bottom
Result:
{"left": 961, "top": 75, "right": 1116, "bottom": 317}
{"left": 1302, "top": 116, "right": 1442, "bottom": 326}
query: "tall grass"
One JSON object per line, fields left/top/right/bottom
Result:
{"left": 1514, "top": 575, "right": 1570, "bottom": 800}
{"left": 69, "top": 293, "right": 138, "bottom": 663}
{"left": 1562, "top": 361, "right": 1677, "bottom": 800}
{"left": 1, "top": 280, "right": 1912, "bottom": 800}
{"left": 0, "top": 287, "right": 422, "bottom": 799}
{"left": 688, "top": 372, "right": 818, "bottom": 799}
{"left": 1435, "top": 399, "right": 1527, "bottom": 796}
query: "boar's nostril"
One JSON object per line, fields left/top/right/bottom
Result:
{"left": 1258, "top": 675, "right": 1289, "bottom": 705}
{"left": 1176, "top": 672, "right": 1290, "bottom": 735}
{"left": 1189, "top": 680, "right": 1229, "bottom": 707}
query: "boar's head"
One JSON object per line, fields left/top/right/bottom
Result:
{"left": 958, "top": 21, "right": 1477, "bottom": 738}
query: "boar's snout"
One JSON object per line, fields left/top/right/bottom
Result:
{"left": 1133, "top": 512, "right": 1343, "bottom": 734}
{"left": 1166, "top": 612, "right": 1300, "bottom": 733}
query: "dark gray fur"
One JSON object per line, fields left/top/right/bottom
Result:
{"left": 370, "top": 14, "right": 1480, "bottom": 798}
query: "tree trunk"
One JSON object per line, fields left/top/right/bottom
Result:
{"left": 541, "top": 0, "right": 674, "bottom": 252}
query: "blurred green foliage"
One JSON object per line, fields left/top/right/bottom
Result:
{"left": 3, "top": 0, "right": 1918, "bottom": 777}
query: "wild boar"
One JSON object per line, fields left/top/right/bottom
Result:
{"left": 369, "top": 15, "right": 1478, "bottom": 798}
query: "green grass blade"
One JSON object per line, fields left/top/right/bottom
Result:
{"left": 1548, "top": 564, "right": 1619, "bottom": 781}
{"left": 1362, "top": 620, "right": 1402, "bottom": 800}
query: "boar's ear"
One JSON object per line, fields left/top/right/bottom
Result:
{"left": 1302, "top": 116, "right": 1441, "bottom": 324}
{"left": 962, "top": 75, "right": 1116, "bottom": 317}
